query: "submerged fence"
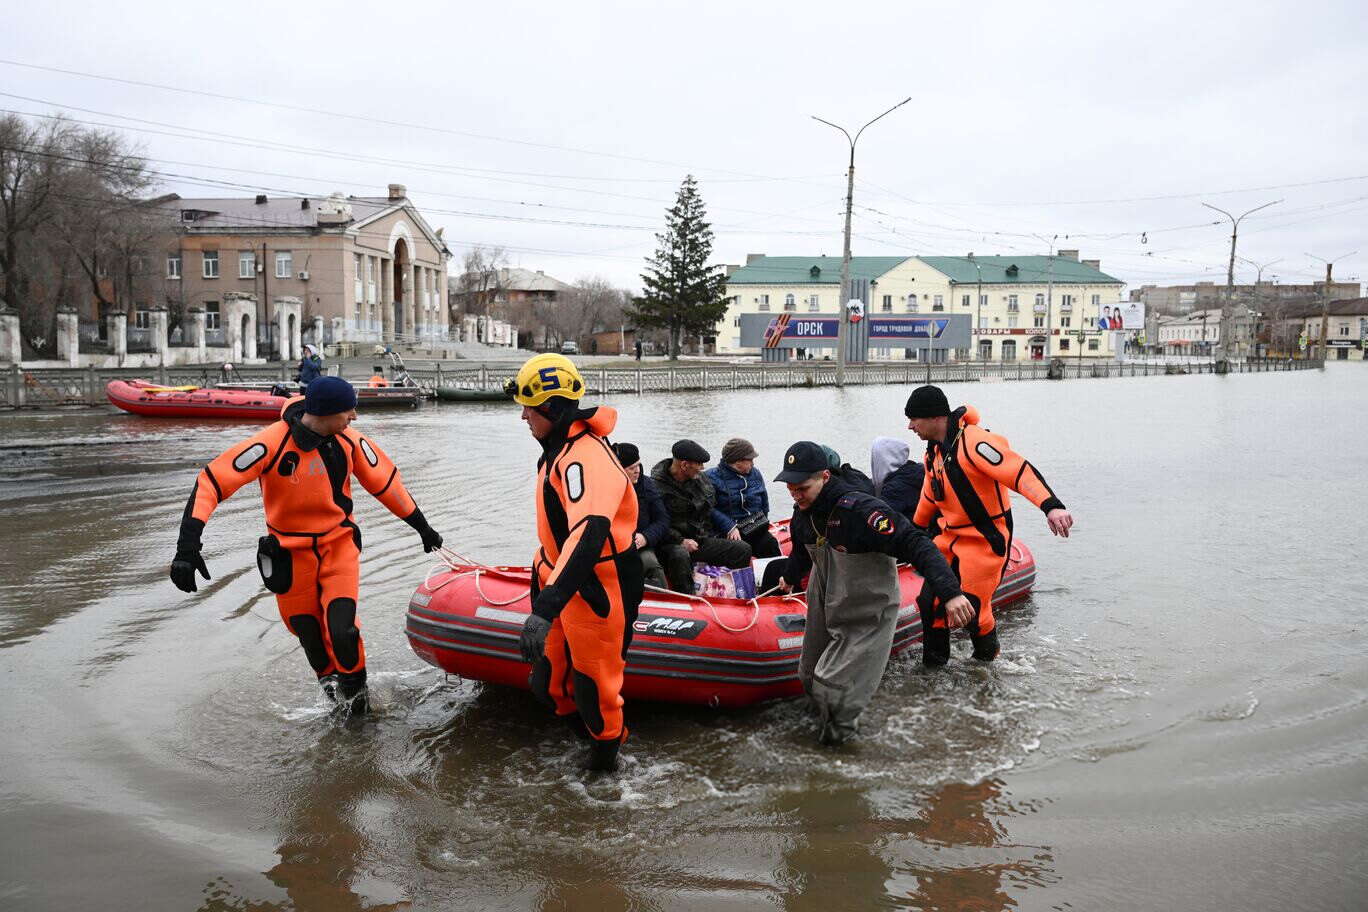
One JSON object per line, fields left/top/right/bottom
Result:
{"left": 1, "top": 357, "right": 1323, "bottom": 410}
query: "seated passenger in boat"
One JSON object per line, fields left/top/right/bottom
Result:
{"left": 368, "top": 367, "right": 389, "bottom": 388}
{"left": 870, "top": 436, "right": 925, "bottom": 521}
{"left": 706, "top": 438, "right": 781, "bottom": 559}
{"left": 650, "top": 439, "right": 751, "bottom": 594}
{"left": 613, "top": 442, "right": 669, "bottom": 589}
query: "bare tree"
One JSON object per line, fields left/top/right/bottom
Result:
{"left": 538, "top": 276, "right": 630, "bottom": 350}
{"left": 450, "top": 246, "right": 509, "bottom": 318}
{"left": 0, "top": 113, "right": 159, "bottom": 353}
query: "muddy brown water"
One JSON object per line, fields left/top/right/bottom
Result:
{"left": 1, "top": 366, "right": 1365, "bottom": 911}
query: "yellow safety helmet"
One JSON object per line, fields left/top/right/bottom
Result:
{"left": 505, "top": 353, "right": 585, "bottom": 407}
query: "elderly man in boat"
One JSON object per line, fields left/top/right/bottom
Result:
{"left": 506, "top": 353, "right": 643, "bottom": 772}
{"left": 776, "top": 440, "right": 972, "bottom": 745}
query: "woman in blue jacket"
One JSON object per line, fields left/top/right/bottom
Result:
{"left": 707, "top": 438, "right": 781, "bottom": 558}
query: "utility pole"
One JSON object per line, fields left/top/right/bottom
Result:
{"left": 812, "top": 97, "right": 911, "bottom": 387}
{"left": 970, "top": 253, "right": 983, "bottom": 360}
{"left": 1032, "top": 234, "right": 1058, "bottom": 360}
{"left": 1238, "top": 256, "right": 1282, "bottom": 358}
{"left": 1305, "top": 251, "right": 1357, "bottom": 362}
{"left": 1201, "top": 199, "right": 1280, "bottom": 361}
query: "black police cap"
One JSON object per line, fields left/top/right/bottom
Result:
{"left": 773, "top": 440, "right": 829, "bottom": 483}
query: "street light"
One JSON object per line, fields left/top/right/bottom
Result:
{"left": 1201, "top": 199, "right": 1280, "bottom": 361}
{"left": 968, "top": 252, "right": 983, "bottom": 360}
{"left": 1305, "top": 250, "right": 1358, "bottom": 361}
{"left": 1238, "top": 256, "right": 1282, "bottom": 358}
{"left": 1030, "top": 234, "right": 1059, "bottom": 360}
{"left": 812, "top": 97, "right": 912, "bottom": 387}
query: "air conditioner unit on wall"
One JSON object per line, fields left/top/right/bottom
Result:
{"left": 298, "top": 271, "right": 310, "bottom": 280}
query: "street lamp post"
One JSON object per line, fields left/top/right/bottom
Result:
{"left": 1237, "top": 256, "right": 1282, "bottom": 359}
{"left": 969, "top": 253, "right": 983, "bottom": 360}
{"left": 813, "top": 97, "right": 911, "bottom": 387}
{"left": 1201, "top": 199, "right": 1281, "bottom": 361}
{"left": 1031, "top": 234, "right": 1058, "bottom": 360}
{"left": 1305, "top": 251, "right": 1358, "bottom": 362}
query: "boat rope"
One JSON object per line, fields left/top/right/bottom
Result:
{"left": 423, "top": 546, "right": 531, "bottom": 605}
{"left": 643, "top": 583, "right": 761, "bottom": 635}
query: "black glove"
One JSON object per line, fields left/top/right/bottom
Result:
{"left": 170, "top": 550, "right": 211, "bottom": 592}
{"left": 418, "top": 525, "right": 443, "bottom": 553}
{"left": 519, "top": 614, "right": 552, "bottom": 663}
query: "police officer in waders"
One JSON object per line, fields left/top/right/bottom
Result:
{"left": 775, "top": 441, "right": 973, "bottom": 745}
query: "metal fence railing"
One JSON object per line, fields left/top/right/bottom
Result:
{"left": 1, "top": 356, "right": 1324, "bottom": 409}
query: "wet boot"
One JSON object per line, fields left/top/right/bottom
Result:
{"left": 336, "top": 670, "right": 369, "bottom": 715}
{"left": 561, "top": 711, "right": 591, "bottom": 741}
{"left": 584, "top": 733, "right": 624, "bottom": 772}
{"left": 922, "top": 627, "right": 952, "bottom": 667}
{"left": 970, "top": 629, "right": 1000, "bottom": 663}
{"left": 319, "top": 673, "right": 340, "bottom": 704}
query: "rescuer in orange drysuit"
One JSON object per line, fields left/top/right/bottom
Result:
{"left": 168, "top": 376, "right": 443, "bottom": 712}
{"left": 506, "top": 353, "right": 643, "bottom": 772}
{"left": 906, "top": 385, "right": 1073, "bottom": 665}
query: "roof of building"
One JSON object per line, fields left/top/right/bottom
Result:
{"left": 919, "top": 256, "right": 1122, "bottom": 285}
{"left": 153, "top": 193, "right": 400, "bottom": 231}
{"left": 498, "top": 267, "right": 575, "bottom": 293}
{"left": 724, "top": 255, "right": 910, "bottom": 285}
{"left": 1278, "top": 298, "right": 1368, "bottom": 318}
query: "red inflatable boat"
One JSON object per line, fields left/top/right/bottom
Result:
{"left": 106, "top": 379, "right": 286, "bottom": 420}
{"left": 406, "top": 534, "right": 1037, "bottom": 708}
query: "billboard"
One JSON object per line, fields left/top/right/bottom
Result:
{"left": 1117, "top": 301, "right": 1145, "bottom": 330}
{"left": 742, "top": 313, "right": 970, "bottom": 349}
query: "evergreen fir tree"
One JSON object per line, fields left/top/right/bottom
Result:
{"left": 629, "top": 175, "right": 729, "bottom": 359}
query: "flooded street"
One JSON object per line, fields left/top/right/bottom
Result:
{"left": 2, "top": 366, "right": 1365, "bottom": 911}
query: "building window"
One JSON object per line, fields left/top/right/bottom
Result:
{"left": 882, "top": 294, "right": 892, "bottom": 313}
{"left": 1340, "top": 323, "right": 1350, "bottom": 336}
{"left": 961, "top": 294, "right": 971, "bottom": 308}
{"left": 807, "top": 294, "right": 819, "bottom": 311}
{"left": 1034, "top": 315, "right": 1045, "bottom": 328}
{"left": 1001, "top": 340, "right": 1017, "bottom": 361}
{"left": 167, "top": 252, "right": 182, "bottom": 279}
{"left": 205, "top": 301, "right": 220, "bottom": 330}
{"left": 906, "top": 295, "right": 917, "bottom": 313}
{"left": 1008, "top": 315, "right": 1019, "bottom": 328}
{"left": 1091, "top": 294, "right": 1101, "bottom": 307}
{"left": 1088, "top": 338, "right": 1100, "bottom": 351}
{"left": 180, "top": 210, "right": 196, "bottom": 223}
{"left": 1060, "top": 294, "right": 1073, "bottom": 311}
{"left": 978, "top": 316, "right": 988, "bottom": 329}
{"left": 354, "top": 254, "right": 363, "bottom": 302}
{"left": 979, "top": 294, "right": 988, "bottom": 308}
{"left": 202, "top": 251, "right": 219, "bottom": 279}
{"left": 275, "top": 251, "right": 293, "bottom": 279}
{"left": 1061, "top": 316, "right": 1071, "bottom": 328}
{"left": 784, "top": 293, "right": 795, "bottom": 312}
{"left": 133, "top": 310, "right": 151, "bottom": 329}
{"left": 1008, "top": 294, "right": 1019, "bottom": 312}
{"left": 932, "top": 296, "right": 944, "bottom": 312}
{"left": 367, "top": 256, "right": 377, "bottom": 304}
{"left": 758, "top": 294, "right": 770, "bottom": 311}
{"left": 1059, "top": 338, "right": 1070, "bottom": 351}
{"left": 1035, "top": 293, "right": 1045, "bottom": 307}
{"left": 238, "top": 251, "right": 255, "bottom": 279}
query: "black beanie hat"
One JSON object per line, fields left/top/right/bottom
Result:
{"left": 304, "top": 376, "right": 358, "bottom": 416}
{"left": 613, "top": 442, "right": 640, "bottom": 468}
{"left": 904, "top": 385, "right": 950, "bottom": 419}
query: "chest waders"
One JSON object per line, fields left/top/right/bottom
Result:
{"left": 798, "top": 543, "right": 902, "bottom": 745}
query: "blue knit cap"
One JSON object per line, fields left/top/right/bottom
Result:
{"left": 304, "top": 376, "right": 357, "bottom": 415}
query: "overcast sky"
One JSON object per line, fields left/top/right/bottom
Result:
{"left": 6, "top": 0, "right": 1365, "bottom": 295}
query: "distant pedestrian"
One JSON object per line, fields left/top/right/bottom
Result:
{"left": 634, "top": 339, "right": 643, "bottom": 360}
{"left": 297, "top": 344, "right": 323, "bottom": 385}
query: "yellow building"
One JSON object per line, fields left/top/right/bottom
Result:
{"left": 721, "top": 252, "right": 1126, "bottom": 360}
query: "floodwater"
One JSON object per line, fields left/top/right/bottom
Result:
{"left": 1, "top": 366, "right": 1365, "bottom": 911}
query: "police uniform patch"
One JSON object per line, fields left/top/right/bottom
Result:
{"left": 565, "top": 462, "right": 584, "bottom": 502}
{"left": 975, "top": 441, "right": 1003, "bottom": 465}
{"left": 867, "top": 510, "right": 893, "bottom": 534}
